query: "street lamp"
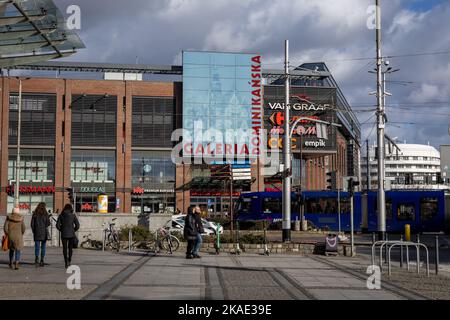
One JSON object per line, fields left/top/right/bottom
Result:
{"left": 13, "top": 77, "right": 30, "bottom": 209}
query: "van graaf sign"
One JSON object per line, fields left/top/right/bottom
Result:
{"left": 264, "top": 87, "right": 338, "bottom": 152}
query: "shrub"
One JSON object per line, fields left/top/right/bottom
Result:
{"left": 119, "top": 225, "right": 151, "bottom": 241}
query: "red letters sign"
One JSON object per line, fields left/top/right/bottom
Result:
{"left": 6, "top": 185, "right": 55, "bottom": 195}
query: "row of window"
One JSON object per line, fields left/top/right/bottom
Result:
{"left": 365, "top": 164, "right": 440, "bottom": 170}
{"left": 8, "top": 95, "right": 176, "bottom": 148}
{"left": 7, "top": 149, "right": 175, "bottom": 188}
{"left": 364, "top": 156, "right": 440, "bottom": 161}
{"left": 376, "top": 198, "right": 439, "bottom": 222}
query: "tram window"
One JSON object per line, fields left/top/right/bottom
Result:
{"left": 420, "top": 198, "right": 438, "bottom": 221}
{"left": 397, "top": 203, "right": 415, "bottom": 221}
{"left": 305, "top": 198, "right": 337, "bottom": 214}
{"left": 339, "top": 198, "right": 350, "bottom": 214}
{"left": 374, "top": 199, "right": 393, "bottom": 220}
{"left": 262, "top": 198, "right": 281, "bottom": 214}
{"left": 386, "top": 199, "right": 393, "bottom": 220}
{"left": 237, "top": 198, "right": 252, "bottom": 213}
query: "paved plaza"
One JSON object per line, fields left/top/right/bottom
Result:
{"left": 1, "top": 246, "right": 449, "bottom": 300}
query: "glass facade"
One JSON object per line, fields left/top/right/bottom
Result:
{"left": 183, "top": 51, "right": 262, "bottom": 160}
{"left": 131, "top": 151, "right": 175, "bottom": 214}
{"left": 71, "top": 150, "right": 116, "bottom": 213}
{"left": 7, "top": 149, "right": 55, "bottom": 215}
{"left": 8, "top": 149, "right": 55, "bottom": 183}
{"left": 71, "top": 150, "right": 115, "bottom": 183}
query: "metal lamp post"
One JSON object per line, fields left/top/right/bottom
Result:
{"left": 13, "top": 78, "right": 30, "bottom": 208}
{"left": 282, "top": 40, "right": 291, "bottom": 243}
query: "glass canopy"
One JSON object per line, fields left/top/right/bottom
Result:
{"left": 0, "top": 0, "right": 85, "bottom": 67}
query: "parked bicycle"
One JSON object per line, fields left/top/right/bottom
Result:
{"left": 130, "top": 220, "right": 180, "bottom": 254}
{"left": 80, "top": 233, "right": 103, "bottom": 250}
{"left": 103, "top": 218, "right": 120, "bottom": 252}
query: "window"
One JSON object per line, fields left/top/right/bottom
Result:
{"left": 305, "top": 197, "right": 338, "bottom": 214}
{"left": 132, "top": 97, "right": 175, "bottom": 147}
{"left": 131, "top": 151, "right": 175, "bottom": 188}
{"left": 397, "top": 203, "right": 415, "bottom": 221}
{"left": 420, "top": 198, "right": 438, "bottom": 221}
{"left": 237, "top": 198, "right": 252, "bottom": 213}
{"left": 9, "top": 94, "right": 56, "bottom": 146}
{"left": 71, "top": 95, "right": 117, "bottom": 146}
{"left": 71, "top": 150, "right": 115, "bottom": 183}
{"left": 262, "top": 198, "right": 281, "bottom": 214}
{"left": 8, "top": 149, "right": 54, "bottom": 183}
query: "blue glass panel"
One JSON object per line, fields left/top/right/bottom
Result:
{"left": 183, "top": 77, "right": 210, "bottom": 91}
{"left": 183, "top": 52, "right": 211, "bottom": 65}
{"left": 210, "top": 65, "right": 236, "bottom": 79}
{"left": 210, "top": 53, "right": 236, "bottom": 66}
{"left": 183, "top": 65, "right": 210, "bottom": 78}
{"left": 184, "top": 90, "right": 210, "bottom": 104}
{"left": 236, "top": 66, "right": 252, "bottom": 79}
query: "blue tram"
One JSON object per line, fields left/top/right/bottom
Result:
{"left": 235, "top": 190, "right": 450, "bottom": 233}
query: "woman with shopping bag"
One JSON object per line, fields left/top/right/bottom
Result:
{"left": 3, "top": 208, "right": 26, "bottom": 270}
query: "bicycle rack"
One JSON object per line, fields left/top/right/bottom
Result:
{"left": 388, "top": 242, "right": 429, "bottom": 277}
{"left": 371, "top": 240, "right": 430, "bottom": 277}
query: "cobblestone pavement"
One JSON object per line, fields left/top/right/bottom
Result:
{"left": 0, "top": 247, "right": 448, "bottom": 300}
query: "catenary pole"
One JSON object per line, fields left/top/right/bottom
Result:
{"left": 375, "top": 0, "right": 386, "bottom": 241}
{"left": 282, "top": 40, "right": 291, "bottom": 242}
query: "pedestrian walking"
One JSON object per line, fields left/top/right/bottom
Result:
{"left": 192, "top": 206, "right": 205, "bottom": 258}
{"left": 184, "top": 206, "right": 196, "bottom": 259}
{"left": 56, "top": 204, "right": 80, "bottom": 269}
{"left": 183, "top": 205, "right": 204, "bottom": 259}
{"left": 31, "top": 202, "right": 51, "bottom": 267}
{"left": 3, "top": 208, "right": 25, "bottom": 270}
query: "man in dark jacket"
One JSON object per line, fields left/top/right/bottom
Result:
{"left": 184, "top": 206, "right": 204, "bottom": 259}
{"left": 56, "top": 204, "right": 80, "bottom": 268}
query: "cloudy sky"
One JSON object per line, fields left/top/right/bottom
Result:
{"left": 55, "top": 0, "right": 450, "bottom": 149}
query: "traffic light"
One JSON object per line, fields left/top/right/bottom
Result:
{"left": 326, "top": 171, "right": 337, "bottom": 190}
{"left": 347, "top": 178, "right": 360, "bottom": 197}
{"left": 66, "top": 187, "right": 74, "bottom": 204}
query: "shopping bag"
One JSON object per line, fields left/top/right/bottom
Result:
{"left": 2, "top": 235, "right": 9, "bottom": 251}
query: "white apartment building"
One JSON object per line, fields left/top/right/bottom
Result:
{"left": 361, "top": 143, "right": 449, "bottom": 190}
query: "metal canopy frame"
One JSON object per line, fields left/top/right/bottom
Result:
{"left": 6, "top": 61, "right": 330, "bottom": 79}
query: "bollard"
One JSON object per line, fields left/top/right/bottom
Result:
{"left": 435, "top": 236, "right": 440, "bottom": 275}
{"left": 128, "top": 229, "right": 132, "bottom": 253}
{"left": 405, "top": 224, "right": 410, "bottom": 241}
{"left": 102, "top": 229, "right": 106, "bottom": 252}
{"left": 372, "top": 233, "right": 376, "bottom": 246}
{"left": 417, "top": 234, "right": 420, "bottom": 262}
{"left": 235, "top": 221, "right": 241, "bottom": 254}
{"left": 215, "top": 223, "right": 221, "bottom": 255}
{"left": 385, "top": 234, "right": 388, "bottom": 264}
{"left": 400, "top": 235, "right": 404, "bottom": 268}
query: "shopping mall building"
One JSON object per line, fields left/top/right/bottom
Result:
{"left": 0, "top": 51, "right": 361, "bottom": 216}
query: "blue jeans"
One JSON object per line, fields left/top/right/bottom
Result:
{"left": 35, "top": 241, "right": 47, "bottom": 258}
{"left": 9, "top": 249, "right": 21, "bottom": 263}
{"left": 193, "top": 233, "right": 203, "bottom": 255}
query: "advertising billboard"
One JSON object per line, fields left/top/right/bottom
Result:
{"left": 182, "top": 51, "right": 262, "bottom": 163}
{"left": 264, "top": 86, "right": 338, "bottom": 153}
